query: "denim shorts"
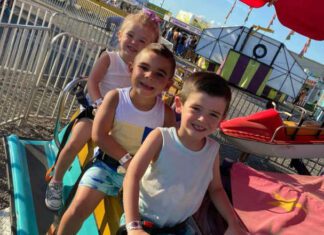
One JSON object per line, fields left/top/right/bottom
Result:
{"left": 79, "top": 160, "right": 124, "bottom": 196}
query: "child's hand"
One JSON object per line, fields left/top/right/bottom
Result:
{"left": 128, "top": 229, "right": 149, "bottom": 235}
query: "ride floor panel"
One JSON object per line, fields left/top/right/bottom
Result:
{"left": 4, "top": 135, "right": 99, "bottom": 235}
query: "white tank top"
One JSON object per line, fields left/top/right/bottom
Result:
{"left": 110, "top": 87, "right": 165, "bottom": 155}
{"left": 139, "top": 127, "right": 220, "bottom": 227}
{"left": 99, "top": 51, "right": 130, "bottom": 96}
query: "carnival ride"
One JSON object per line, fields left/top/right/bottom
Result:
{"left": 4, "top": 78, "right": 123, "bottom": 235}
{"left": 195, "top": 25, "right": 307, "bottom": 102}
{"left": 240, "top": 0, "right": 324, "bottom": 40}
{"left": 219, "top": 107, "right": 324, "bottom": 159}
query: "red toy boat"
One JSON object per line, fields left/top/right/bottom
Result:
{"left": 220, "top": 108, "right": 324, "bottom": 159}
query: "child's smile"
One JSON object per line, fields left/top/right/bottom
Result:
{"left": 191, "top": 122, "right": 207, "bottom": 132}
{"left": 126, "top": 44, "right": 138, "bottom": 54}
{"left": 139, "top": 81, "right": 155, "bottom": 91}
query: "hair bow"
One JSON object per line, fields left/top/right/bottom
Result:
{"left": 143, "top": 8, "right": 162, "bottom": 25}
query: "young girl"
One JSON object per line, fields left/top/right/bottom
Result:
{"left": 45, "top": 10, "right": 161, "bottom": 211}
{"left": 123, "top": 72, "right": 247, "bottom": 235}
{"left": 56, "top": 43, "right": 177, "bottom": 235}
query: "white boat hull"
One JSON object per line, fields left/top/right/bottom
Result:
{"left": 220, "top": 133, "right": 324, "bottom": 159}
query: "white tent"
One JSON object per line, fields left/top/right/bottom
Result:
{"left": 195, "top": 26, "right": 307, "bottom": 98}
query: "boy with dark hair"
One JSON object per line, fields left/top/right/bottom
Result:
{"left": 123, "top": 72, "right": 247, "bottom": 235}
{"left": 57, "top": 43, "right": 177, "bottom": 234}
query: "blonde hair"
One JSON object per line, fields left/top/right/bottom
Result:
{"left": 119, "top": 11, "right": 160, "bottom": 43}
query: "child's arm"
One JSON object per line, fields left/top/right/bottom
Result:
{"left": 163, "top": 104, "right": 176, "bottom": 127}
{"left": 87, "top": 51, "right": 111, "bottom": 103}
{"left": 208, "top": 154, "right": 248, "bottom": 235}
{"left": 92, "top": 90, "right": 129, "bottom": 160}
{"left": 123, "top": 129, "right": 163, "bottom": 234}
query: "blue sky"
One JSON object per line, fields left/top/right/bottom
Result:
{"left": 149, "top": 0, "right": 324, "bottom": 65}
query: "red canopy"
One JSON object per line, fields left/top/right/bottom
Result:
{"left": 240, "top": 0, "right": 267, "bottom": 8}
{"left": 239, "top": 0, "right": 324, "bottom": 40}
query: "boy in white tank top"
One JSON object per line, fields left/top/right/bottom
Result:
{"left": 123, "top": 72, "right": 248, "bottom": 235}
{"left": 56, "top": 44, "right": 177, "bottom": 235}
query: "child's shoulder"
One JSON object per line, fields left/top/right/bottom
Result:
{"left": 205, "top": 136, "right": 220, "bottom": 152}
{"left": 153, "top": 126, "right": 174, "bottom": 135}
{"left": 118, "top": 86, "right": 131, "bottom": 92}
{"left": 159, "top": 126, "right": 175, "bottom": 131}
{"left": 157, "top": 126, "right": 177, "bottom": 137}
{"left": 206, "top": 136, "right": 219, "bottom": 145}
{"left": 97, "top": 50, "right": 111, "bottom": 65}
{"left": 99, "top": 50, "right": 120, "bottom": 61}
{"left": 111, "top": 87, "right": 130, "bottom": 100}
{"left": 104, "top": 88, "right": 120, "bottom": 103}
